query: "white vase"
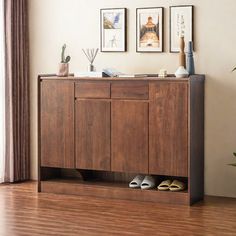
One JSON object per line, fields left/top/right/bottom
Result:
{"left": 175, "top": 66, "right": 189, "bottom": 78}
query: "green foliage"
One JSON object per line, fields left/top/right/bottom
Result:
{"left": 232, "top": 67, "right": 236, "bottom": 72}
{"left": 65, "top": 56, "right": 71, "bottom": 63}
{"left": 61, "top": 44, "right": 71, "bottom": 63}
{"left": 229, "top": 152, "right": 236, "bottom": 166}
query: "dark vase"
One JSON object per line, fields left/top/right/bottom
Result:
{"left": 186, "top": 41, "right": 195, "bottom": 75}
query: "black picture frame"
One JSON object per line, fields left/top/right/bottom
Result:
{"left": 100, "top": 8, "right": 127, "bottom": 52}
{"left": 136, "top": 7, "right": 164, "bottom": 53}
{"left": 169, "top": 5, "right": 194, "bottom": 53}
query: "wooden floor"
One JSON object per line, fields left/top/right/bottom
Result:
{"left": 0, "top": 182, "right": 236, "bottom": 236}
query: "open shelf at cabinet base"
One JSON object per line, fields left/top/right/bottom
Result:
{"left": 40, "top": 179, "right": 190, "bottom": 205}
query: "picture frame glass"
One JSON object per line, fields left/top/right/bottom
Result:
{"left": 136, "top": 8, "right": 163, "bottom": 52}
{"left": 101, "top": 8, "right": 126, "bottom": 52}
{"left": 170, "top": 6, "right": 193, "bottom": 52}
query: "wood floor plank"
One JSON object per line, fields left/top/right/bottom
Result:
{"left": 0, "top": 182, "right": 236, "bottom": 236}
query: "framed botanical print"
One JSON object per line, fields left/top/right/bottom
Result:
{"left": 136, "top": 7, "right": 164, "bottom": 53}
{"left": 100, "top": 8, "right": 127, "bottom": 52}
{"left": 170, "top": 5, "right": 194, "bottom": 52}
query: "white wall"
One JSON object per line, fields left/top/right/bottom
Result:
{"left": 29, "top": 0, "right": 236, "bottom": 197}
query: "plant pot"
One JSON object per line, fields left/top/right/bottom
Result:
{"left": 58, "top": 63, "right": 69, "bottom": 77}
{"left": 175, "top": 66, "right": 189, "bottom": 78}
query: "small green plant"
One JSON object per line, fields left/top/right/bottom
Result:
{"left": 229, "top": 153, "right": 236, "bottom": 167}
{"left": 61, "top": 44, "right": 71, "bottom": 63}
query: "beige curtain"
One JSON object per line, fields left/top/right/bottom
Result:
{"left": 0, "top": 0, "right": 5, "bottom": 183}
{"left": 4, "top": 0, "right": 30, "bottom": 182}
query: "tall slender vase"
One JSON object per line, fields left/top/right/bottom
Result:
{"left": 186, "top": 41, "right": 195, "bottom": 75}
{"left": 179, "top": 36, "right": 186, "bottom": 68}
{"left": 175, "top": 37, "right": 189, "bottom": 78}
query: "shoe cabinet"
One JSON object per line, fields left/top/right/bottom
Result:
{"left": 38, "top": 75, "right": 205, "bottom": 205}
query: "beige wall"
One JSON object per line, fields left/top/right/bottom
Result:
{"left": 29, "top": 0, "right": 236, "bottom": 197}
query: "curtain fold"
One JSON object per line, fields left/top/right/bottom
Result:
{"left": 4, "top": 0, "right": 30, "bottom": 182}
{"left": 0, "top": 0, "right": 5, "bottom": 183}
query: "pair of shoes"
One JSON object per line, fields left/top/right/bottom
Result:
{"left": 157, "top": 180, "right": 185, "bottom": 191}
{"left": 129, "top": 175, "right": 155, "bottom": 190}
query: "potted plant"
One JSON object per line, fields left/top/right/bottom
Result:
{"left": 58, "top": 44, "right": 71, "bottom": 76}
{"left": 229, "top": 153, "right": 236, "bottom": 166}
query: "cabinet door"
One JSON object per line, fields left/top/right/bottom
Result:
{"left": 40, "top": 81, "right": 74, "bottom": 168}
{"left": 111, "top": 101, "right": 148, "bottom": 173}
{"left": 149, "top": 82, "right": 188, "bottom": 177}
{"left": 75, "top": 100, "right": 110, "bottom": 171}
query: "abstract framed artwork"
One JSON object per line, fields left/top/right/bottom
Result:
{"left": 100, "top": 8, "right": 127, "bottom": 52}
{"left": 170, "top": 5, "right": 194, "bottom": 53}
{"left": 136, "top": 7, "right": 164, "bottom": 53}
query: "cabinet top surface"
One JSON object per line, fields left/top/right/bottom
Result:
{"left": 39, "top": 74, "right": 205, "bottom": 82}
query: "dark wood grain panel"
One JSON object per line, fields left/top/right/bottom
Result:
{"left": 111, "top": 101, "right": 148, "bottom": 173}
{"left": 149, "top": 82, "right": 188, "bottom": 177}
{"left": 189, "top": 75, "right": 205, "bottom": 204}
{"left": 40, "top": 81, "right": 74, "bottom": 168}
{"left": 41, "top": 179, "right": 189, "bottom": 205}
{"left": 75, "top": 82, "right": 110, "bottom": 98}
{"left": 111, "top": 81, "right": 149, "bottom": 99}
{"left": 75, "top": 100, "right": 111, "bottom": 171}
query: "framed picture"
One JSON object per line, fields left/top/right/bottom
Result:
{"left": 170, "top": 5, "right": 194, "bottom": 53}
{"left": 136, "top": 7, "right": 164, "bottom": 53}
{"left": 100, "top": 8, "right": 127, "bottom": 52}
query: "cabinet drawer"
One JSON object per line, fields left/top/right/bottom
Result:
{"left": 111, "top": 82, "right": 149, "bottom": 99}
{"left": 75, "top": 82, "right": 110, "bottom": 98}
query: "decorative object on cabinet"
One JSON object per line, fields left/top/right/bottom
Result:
{"left": 74, "top": 71, "right": 110, "bottom": 78}
{"left": 82, "top": 48, "right": 99, "bottom": 72}
{"left": 103, "top": 68, "right": 123, "bottom": 77}
{"left": 100, "top": 8, "right": 127, "bottom": 52}
{"left": 159, "top": 69, "right": 167, "bottom": 78}
{"left": 175, "top": 36, "right": 189, "bottom": 78}
{"left": 58, "top": 44, "right": 71, "bottom": 77}
{"left": 136, "top": 7, "right": 164, "bottom": 52}
{"left": 186, "top": 41, "right": 195, "bottom": 75}
{"left": 170, "top": 5, "right": 194, "bottom": 53}
{"left": 38, "top": 74, "right": 205, "bottom": 205}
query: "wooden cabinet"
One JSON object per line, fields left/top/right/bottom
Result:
{"left": 75, "top": 82, "right": 110, "bottom": 98}
{"left": 39, "top": 75, "right": 204, "bottom": 205}
{"left": 111, "top": 81, "right": 149, "bottom": 99}
{"left": 75, "top": 99, "right": 110, "bottom": 171}
{"left": 40, "top": 80, "right": 74, "bottom": 168}
{"left": 111, "top": 100, "right": 148, "bottom": 173}
{"left": 149, "top": 82, "right": 188, "bottom": 177}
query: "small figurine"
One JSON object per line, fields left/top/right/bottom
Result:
{"left": 159, "top": 69, "right": 167, "bottom": 78}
